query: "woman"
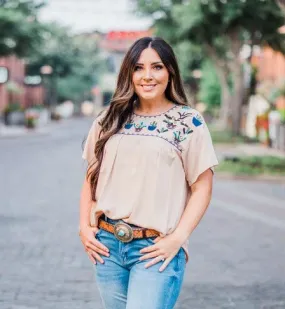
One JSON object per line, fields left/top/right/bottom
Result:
{"left": 79, "top": 37, "right": 218, "bottom": 309}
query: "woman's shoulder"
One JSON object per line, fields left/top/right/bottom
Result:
{"left": 91, "top": 108, "right": 109, "bottom": 128}
{"left": 175, "top": 103, "right": 200, "bottom": 114}
{"left": 172, "top": 104, "right": 205, "bottom": 128}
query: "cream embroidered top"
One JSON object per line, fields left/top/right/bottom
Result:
{"left": 82, "top": 104, "right": 219, "bottom": 263}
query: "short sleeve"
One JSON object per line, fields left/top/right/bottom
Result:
{"left": 82, "top": 111, "right": 106, "bottom": 165}
{"left": 182, "top": 112, "right": 219, "bottom": 186}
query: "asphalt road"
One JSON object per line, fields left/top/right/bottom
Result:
{"left": 1, "top": 117, "right": 285, "bottom": 309}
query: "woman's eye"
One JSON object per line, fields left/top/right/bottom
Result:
{"left": 154, "top": 65, "right": 163, "bottom": 70}
{"left": 134, "top": 66, "right": 142, "bottom": 71}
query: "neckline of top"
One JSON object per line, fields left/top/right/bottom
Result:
{"left": 133, "top": 104, "right": 178, "bottom": 118}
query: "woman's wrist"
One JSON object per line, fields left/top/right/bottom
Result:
{"left": 172, "top": 227, "right": 190, "bottom": 245}
{"left": 78, "top": 222, "right": 91, "bottom": 233}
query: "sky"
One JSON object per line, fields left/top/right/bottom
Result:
{"left": 39, "top": 0, "right": 153, "bottom": 34}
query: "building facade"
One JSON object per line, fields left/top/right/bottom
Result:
{"left": 0, "top": 55, "right": 44, "bottom": 113}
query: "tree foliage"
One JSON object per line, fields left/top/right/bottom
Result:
{"left": 26, "top": 23, "right": 106, "bottom": 103}
{"left": 0, "top": 0, "right": 46, "bottom": 57}
{"left": 134, "top": 0, "right": 285, "bottom": 134}
{"left": 26, "top": 24, "right": 77, "bottom": 77}
{"left": 172, "top": 0, "right": 285, "bottom": 54}
{"left": 198, "top": 60, "right": 221, "bottom": 109}
{"left": 56, "top": 34, "right": 106, "bottom": 103}
{"left": 0, "top": 0, "right": 106, "bottom": 104}
{"left": 0, "top": 0, "right": 45, "bottom": 15}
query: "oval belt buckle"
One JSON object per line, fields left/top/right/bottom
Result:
{"left": 114, "top": 222, "right": 134, "bottom": 243}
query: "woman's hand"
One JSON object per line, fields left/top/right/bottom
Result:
{"left": 79, "top": 225, "right": 110, "bottom": 264}
{"left": 139, "top": 233, "right": 183, "bottom": 272}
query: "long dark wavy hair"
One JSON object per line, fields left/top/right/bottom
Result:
{"left": 87, "top": 36, "right": 189, "bottom": 200}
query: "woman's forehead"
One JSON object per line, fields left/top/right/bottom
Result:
{"left": 137, "top": 48, "right": 162, "bottom": 63}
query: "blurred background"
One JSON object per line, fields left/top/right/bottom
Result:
{"left": 0, "top": 1, "right": 285, "bottom": 308}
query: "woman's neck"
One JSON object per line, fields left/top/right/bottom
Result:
{"left": 135, "top": 98, "right": 174, "bottom": 114}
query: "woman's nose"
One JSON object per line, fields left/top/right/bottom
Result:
{"left": 142, "top": 67, "right": 153, "bottom": 80}
{"left": 143, "top": 76, "right": 153, "bottom": 82}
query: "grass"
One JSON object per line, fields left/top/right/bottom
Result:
{"left": 216, "top": 156, "right": 285, "bottom": 176}
{"left": 209, "top": 126, "right": 258, "bottom": 144}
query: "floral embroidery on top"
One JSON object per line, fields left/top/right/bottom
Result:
{"left": 157, "top": 127, "right": 168, "bottom": 133}
{"left": 192, "top": 114, "right": 203, "bottom": 127}
{"left": 163, "top": 118, "right": 177, "bottom": 129}
{"left": 173, "top": 129, "right": 193, "bottom": 145}
{"left": 134, "top": 122, "right": 147, "bottom": 132}
{"left": 175, "top": 111, "right": 193, "bottom": 121}
{"left": 119, "top": 105, "right": 202, "bottom": 151}
{"left": 124, "top": 121, "right": 134, "bottom": 129}
{"left": 148, "top": 121, "right": 157, "bottom": 131}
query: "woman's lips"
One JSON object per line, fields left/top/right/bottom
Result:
{"left": 141, "top": 84, "right": 157, "bottom": 91}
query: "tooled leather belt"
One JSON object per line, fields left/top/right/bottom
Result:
{"left": 98, "top": 216, "right": 160, "bottom": 243}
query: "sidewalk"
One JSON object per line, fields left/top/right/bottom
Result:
{"left": 0, "top": 123, "right": 52, "bottom": 138}
{"left": 0, "top": 117, "right": 79, "bottom": 139}
{"left": 214, "top": 142, "right": 285, "bottom": 182}
{"left": 214, "top": 142, "right": 285, "bottom": 161}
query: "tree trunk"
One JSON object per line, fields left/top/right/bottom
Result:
{"left": 231, "top": 62, "right": 244, "bottom": 135}
{"left": 228, "top": 28, "right": 245, "bottom": 135}
{"left": 205, "top": 43, "right": 231, "bottom": 129}
{"left": 214, "top": 66, "right": 231, "bottom": 129}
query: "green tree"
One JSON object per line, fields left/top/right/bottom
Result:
{"left": 173, "top": 0, "right": 285, "bottom": 134}
{"left": 135, "top": 0, "right": 285, "bottom": 135}
{"left": 57, "top": 34, "right": 106, "bottom": 103}
{"left": 0, "top": 0, "right": 46, "bottom": 57}
{"left": 27, "top": 24, "right": 106, "bottom": 104}
{"left": 198, "top": 60, "right": 221, "bottom": 111}
{"left": 0, "top": 0, "right": 45, "bottom": 15}
{"left": 173, "top": 41, "right": 203, "bottom": 106}
{"left": 26, "top": 24, "right": 77, "bottom": 77}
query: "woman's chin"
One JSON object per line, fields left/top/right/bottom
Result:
{"left": 138, "top": 92, "right": 161, "bottom": 100}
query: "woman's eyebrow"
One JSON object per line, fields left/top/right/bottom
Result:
{"left": 136, "top": 61, "right": 163, "bottom": 65}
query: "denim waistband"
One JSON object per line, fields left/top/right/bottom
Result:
{"left": 103, "top": 214, "right": 142, "bottom": 229}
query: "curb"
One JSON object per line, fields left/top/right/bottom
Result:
{"left": 214, "top": 143, "right": 285, "bottom": 158}
{"left": 215, "top": 172, "right": 285, "bottom": 183}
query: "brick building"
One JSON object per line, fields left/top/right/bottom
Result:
{"left": 253, "top": 46, "right": 285, "bottom": 110}
{"left": 0, "top": 55, "right": 44, "bottom": 113}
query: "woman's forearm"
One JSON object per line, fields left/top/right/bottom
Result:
{"left": 173, "top": 172, "right": 213, "bottom": 244}
{"left": 79, "top": 178, "right": 95, "bottom": 229}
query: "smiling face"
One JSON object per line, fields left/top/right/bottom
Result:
{"left": 132, "top": 47, "right": 170, "bottom": 102}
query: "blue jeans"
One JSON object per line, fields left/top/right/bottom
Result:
{"left": 94, "top": 217, "right": 186, "bottom": 309}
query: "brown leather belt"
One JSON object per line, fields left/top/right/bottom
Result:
{"left": 98, "top": 216, "right": 160, "bottom": 243}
